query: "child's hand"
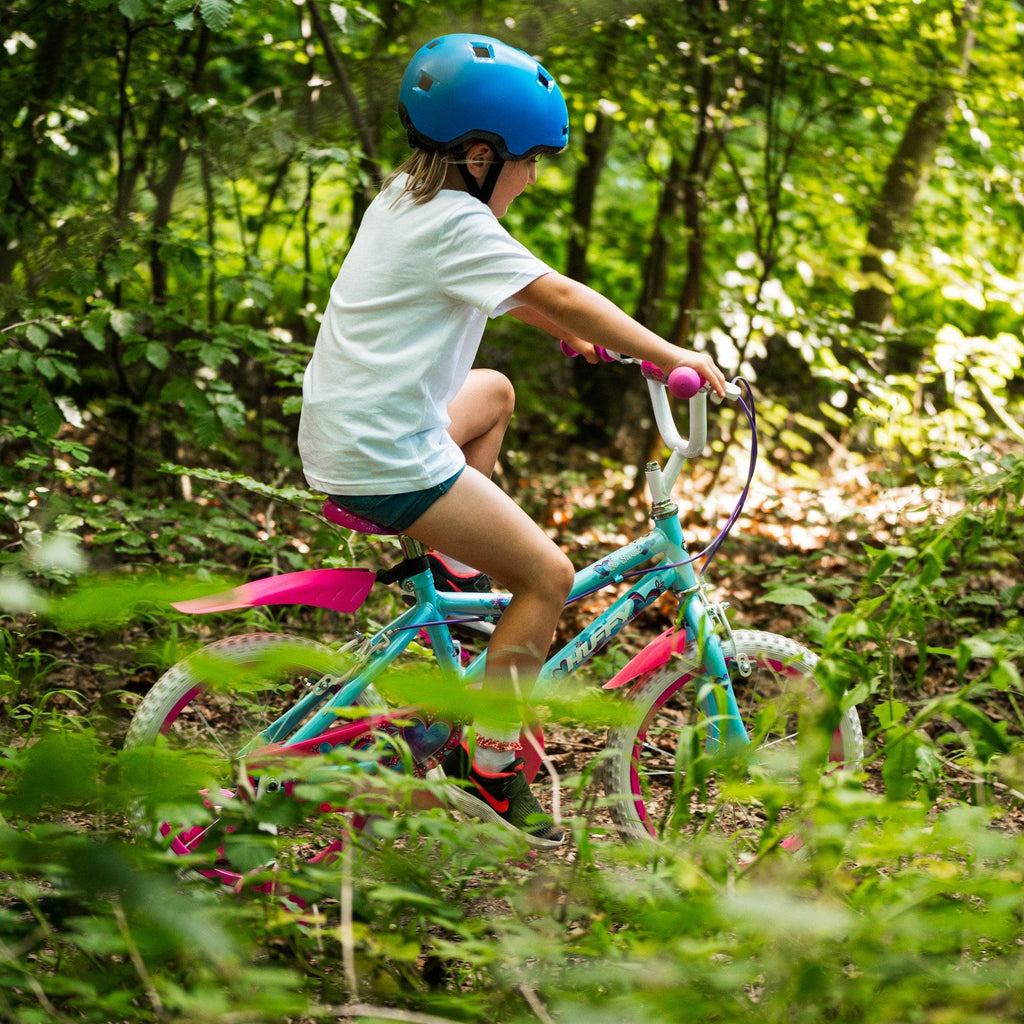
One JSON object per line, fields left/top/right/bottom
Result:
{"left": 560, "top": 336, "right": 600, "bottom": 364}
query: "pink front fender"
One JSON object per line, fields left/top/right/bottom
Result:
{"left": 603, "top": 627, "right": 690, "bottom": 690}
{"left": 172, "top": 568, "right": 376, "bottom": 615}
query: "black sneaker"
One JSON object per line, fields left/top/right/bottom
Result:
{"left": 439, "top": 743, "right": 564, "bottom": 848}
{"left": 428, "top": 553, "right": 492, "bottom": 594}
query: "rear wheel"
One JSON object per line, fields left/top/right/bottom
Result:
{"left": 124, "top": 633, "right": 398, "bottom": 899}
{"left": 603, "top": 630, "right": 863, "bottom": 848}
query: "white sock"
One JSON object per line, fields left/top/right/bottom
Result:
{"left": 471, "top": 722, "right": 520, "bottom": 773}
{"left": 474, "top": 745, "right": 515, "bottom": 772}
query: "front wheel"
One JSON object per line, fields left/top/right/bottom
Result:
{"left": 603, "top": 629, "right": 864, "bottom": 847}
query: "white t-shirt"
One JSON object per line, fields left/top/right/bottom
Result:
{"left": 298, "top": 175, "right": 553, "bottom": 495}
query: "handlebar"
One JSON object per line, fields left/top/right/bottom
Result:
{"left": 560, "top": 341, "right": 741, "bottom": 403}
{"left": 560, "top": 339, "right": 746, "bottom": 501}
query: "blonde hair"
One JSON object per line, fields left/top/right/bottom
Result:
{"left": 383, "top": 149, "right": 454, "bottom": 206}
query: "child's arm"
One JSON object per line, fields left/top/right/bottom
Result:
{"left": 511, "top": 272, "right": 727, "bottom": 397}
{"left": 507, "top": 304, "right": 599, "bottom": 362}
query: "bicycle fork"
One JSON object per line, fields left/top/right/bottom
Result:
{"left": 656, "top": 504, "right": 750, "bottom": 750}
{"left": 570, "top": 491, "right": 752, "bottom": 751}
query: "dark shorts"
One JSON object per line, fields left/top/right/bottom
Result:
{"left": 327, "top": 468, "right": 464, "bottom": 533}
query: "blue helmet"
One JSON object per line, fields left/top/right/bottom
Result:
{"left": 398, "top": 34, "right": 569, "bottom": 161}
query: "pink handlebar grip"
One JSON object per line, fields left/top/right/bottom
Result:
{"left": 562, "top": 341, "right": 621, "bottom": 363}
{"left": 641, "top": 361, "right": 704, "bottom": 399}
{"left": 667, "top": 366, "right": 703, "bottom": 399}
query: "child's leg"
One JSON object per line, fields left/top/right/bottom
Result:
{"left": 408, "top": 461, "right": 572, "bottom": 845}
{"left": 434, "top": 368, "right": 514, "bottom": 580}
{"left": 405, "top": 467, "right": 574, "bottom": 763}
{"left": 407, "top": 467, "right": 573, "bottom": 677}
{"left": 446, "top": 368, "right": 515, "bottom": 478}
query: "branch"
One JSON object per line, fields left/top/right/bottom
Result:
{"left": 971, "top": 371, "right": 1024, "bottom": 445}
{"left": 305, "top": 0, "right": 380, "bottom": 170}
{"left": 314, "top": 1005, "right": 462, "bottom": 1024}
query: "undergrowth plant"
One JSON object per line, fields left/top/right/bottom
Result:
{"left": 818, "top": 449, "right": 1024, "bottom": 804}
{"left": 3, "top": 717, "right": 1024, "bottom": 1023}
{"left": 0, "top": 451, "right": 1022, "bottom": 1023}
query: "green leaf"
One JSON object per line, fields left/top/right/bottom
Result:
{"left": 874, "top": 699, "right": 908, "bottom": 729}
{"left": 49, "top": 573, "right": 235, "bottom": 627}
{"left": 118, "top": 0, "right": 146, "bottom": 18}
{"left": 4, "top": 732, "right": 103, "bottom": 813}
{"left": 110, "top": 309, "right": 134, "bottom": 338}
{"left": 145, "top": 341, "right": 170, "bottom": 370}
{"left": 369, "top": 885, "right": 445, "bottom": 910}
{"left": 864, "top": 544, "right": 917, "bottom": 585}
{"left": 991, "top": 661, "right": 1022, "bottom": 692}
{"left": 26, "top": 324, "right": 49, "bottom": 348}
{"left": 221, "top": 831, "right": 275, "bottom": 873}
{"left": 30, "top": 387, "right": 63, "bottom": 437}
{"left": 82, "top": 312, "right": 109, "bottom": 350}
{"left": 949, "top": 700, "right": 1009, "bottom": 759}
{"left": 882, "top": 731, "right": 922, "bottom": 801}
{"left": 199, "top": 0, "right": 234, "bottom": 31}
{"left": 193, "top": 409, "right": 222, "bottom": 448}
{"left": 763, "top": 584, "right": 817, "bottom": 608}
{"left": 34, "top": 356, "right": 57, "bottom": 380}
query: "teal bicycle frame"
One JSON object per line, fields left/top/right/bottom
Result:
{"left": 252, "top": 374, "right": 751, "bottom": 756}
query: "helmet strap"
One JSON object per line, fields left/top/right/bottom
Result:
{"left": 457, "top": 147, "right": 505, "bottom": 206}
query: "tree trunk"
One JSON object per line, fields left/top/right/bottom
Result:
{"left": 566, "top": 111, "right": 614, "bottom": 287}
{"left": 669, "top": 58, "right": 717, "bottom": 348}
{"left": 566, "top": 24, "right": 626, "bottom": 446}
{"left": 148, "top": 28, "right": 211, "bottom": 305}
{"left": 0, "top": 19, "right": 72, "bottom": 285}
{"left": 853, "top": 0, "right": 981, "bottom": 353}
{"left": 637, "top": 155, "right": 686, "bottom": 331}
{"left": 306, "top": 0, "right": 381, "bottom": 236}
{"left": 568, "top": 110, "right": 619, "bottom": 446}
{"left": 852, "top": 86, "right": 958, "bottom": 333}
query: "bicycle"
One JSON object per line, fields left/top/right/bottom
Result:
{"left": 124, "top": 354, "right": 864, "bottom": 893}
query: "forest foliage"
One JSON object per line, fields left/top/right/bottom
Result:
{"left": 2, "top": 0, "right": 1024, "bottom": 1021}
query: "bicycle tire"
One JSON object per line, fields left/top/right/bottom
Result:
{"left": 124, "top": 632, "right": 392, "bottom": 893}
{"left": 603, "top": 629, "right": 864, "bottom": 846}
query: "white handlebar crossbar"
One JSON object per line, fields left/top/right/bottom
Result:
{"left": 647, "top": 379, "right": 742, "bottom": 502}
{"left": 651, "top": 378, "right": 706, "bottom": 459}
{"left": 562, "top": 342, "right": 742, "bottom": 502}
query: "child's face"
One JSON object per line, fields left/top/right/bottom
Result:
{"left": 487, "top": 156, "right": 539, "bottom": 218}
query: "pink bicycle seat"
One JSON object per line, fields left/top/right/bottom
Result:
{"left": 322, "top": 500, "right": 398, "bottom": 536}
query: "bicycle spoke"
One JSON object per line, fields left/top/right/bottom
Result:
{"left": 125, "top": 633, "right": 391, "bottom": 892}
{"left": 181, "top": 703, "right": 235, "bottom": 758}
{"left": 759, "top": 732, "right": 799, "bottom": 749}
{"left": 639, "top": 739, "right": 675, "bottom": 758}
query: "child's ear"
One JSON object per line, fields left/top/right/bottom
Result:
{"left": 465, "top": 142, "right": 494, "bottom": 180}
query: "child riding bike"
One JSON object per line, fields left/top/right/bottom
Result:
{"left": 297, "top": 33, "right": 726, "bottom": 847}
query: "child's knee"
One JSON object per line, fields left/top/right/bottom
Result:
{"left": 490, "top": 370, "right": 515, "bottom": 423}
{"left": 543, "top": 549, "right": 575, "bottom": 601}
{"left": 507, "top": 546, "right": 572, "bottom": 603}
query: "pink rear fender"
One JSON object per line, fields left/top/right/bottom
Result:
{"left": 172, "top": 568, "right": 376, "bottom": 615}
{"left": 603, "top": 627, "right": 690, "bottom": 690}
